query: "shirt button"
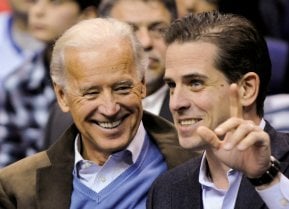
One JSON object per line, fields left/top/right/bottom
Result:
{"left": 99, "top": 175, "right": 106, "bottom": 182}
{"left": 83, "top": 162, "right": 91, "bottom": 169}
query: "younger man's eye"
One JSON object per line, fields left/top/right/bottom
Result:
{"left": 166, "top": 81, "right": 176, "bottom": 89}
{"left": 190, "top": 79, "right": 204, "bottom": 90}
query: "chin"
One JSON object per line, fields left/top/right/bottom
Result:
{"left": 179, "top": 137, "right": 204, "bottom": 150}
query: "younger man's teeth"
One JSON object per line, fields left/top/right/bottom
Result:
{"left": 180, "top": 119, "right": 198, "bottom": 125}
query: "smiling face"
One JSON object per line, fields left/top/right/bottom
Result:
{"left": 54, "top": 38, "right": 146, "bottom": 162}
{"left": 165, "top": 41, "right": 231, "bottom": 150}
{"left": 109, "top": 0, "right": 172, "bottom": 96}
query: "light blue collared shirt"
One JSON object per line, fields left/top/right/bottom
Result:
{"left": 199, "top": 119, "right": 289, "bottom": 209}
{"left": 200, "top": 154, "right": 242, "bottom": 209}
{"left": 73, "top": 121, "right": 146, "bottom": 193}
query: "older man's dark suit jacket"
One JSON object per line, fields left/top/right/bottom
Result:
{"left": 147, "top": 122, "right": 289, "bottom": 209}
{"left": 0, "top": 111, "right": 197, "bottom": 209}
{"left": 43, "top": 90, "right": 173, "bottom": 149}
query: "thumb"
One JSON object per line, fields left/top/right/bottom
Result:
{"left": 197, "top": 126, "right": 220, "bottom": 149}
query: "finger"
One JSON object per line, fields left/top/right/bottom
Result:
{"left": 222, "top": 121, "right": 256, "bottom": 150}
{"left": 214, "top": 117, "right": 241, "bottom": 136}
{"left": 230, "top": 83, "right": 243, "bottom": 118}
{"left": 236, "top": 129, "right": 270, "bottom": 151}
{"left": 197, "top": 126, "right": 220, "bottom": 149}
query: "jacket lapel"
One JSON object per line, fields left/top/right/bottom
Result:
{"left": 171, "top": 159, "right": 203, "bottom": 209}
{"left": 36, "top": 125, "right": 77, "bottom": 209}
{"left": 36, "top": 164, "right": 74, "bottom": 209}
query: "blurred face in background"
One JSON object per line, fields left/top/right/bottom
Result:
{"left": 9, "top": 0, "right": 34, "bottom": 16}
{"left": 176, "top": 0, "right": 217, "bottom": 17}
{"left": 110, "top": 0, "right": 172, "bottom": 96}
{"left": 29, "top": 0, "right": 81, "bottom": 43}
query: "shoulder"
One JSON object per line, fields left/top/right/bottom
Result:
{"left": 0, "top": 12, "right": 10, "bottom": 24}
{"left": 0, "top": 151, "right": 50, "bottom": 186}
{"left": 147, "top": 157, "right": 201, "bottom": 208}
{"left": 0, "top": 12, "right": 10, "bottom": 39}
{"left": 152, "top": 157, "right": 201, "bottom": 187}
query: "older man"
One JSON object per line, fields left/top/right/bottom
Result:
{"left": 43, "top": 0, "right": 178, "bottom": 146}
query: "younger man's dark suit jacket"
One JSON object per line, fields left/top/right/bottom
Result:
{"left": 147, "top": 122, "right": 289, "bottom": 209}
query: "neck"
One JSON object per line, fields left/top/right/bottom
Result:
{"left": 80, "top": 137, "right": 110, "bottom": 166}
{"left": 82, "top": 147, "right": 110, "bottom": 166}
{"left": 205, "top": 149, "right": 230, "bottom": 190}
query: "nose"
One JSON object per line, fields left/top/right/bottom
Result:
{"left": 170, "top": 86, "right": 191, "bottom": 112}
{"left": 136, "top": 27, "right": 153, "bottom": 51}
{"left": 98, "top": 92, "right": 121, "bottom": 116}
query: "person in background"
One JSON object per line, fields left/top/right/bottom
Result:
{"left": 44, "top": 0, "right": 177, "bottom": 147}
{"left": 0, "top": 17, "right": 196, "bottom": 209}
{"left": 176, "top": 0, "right": 218, "bottom": 17}
{"left": 147, "top": 11, "right": 289, "bottom": 209}
{"left": 0, "top": 0, "right": 100, "bottom": 167}
{"left": 0, "top": 0, "right": 45, "bottom": 167}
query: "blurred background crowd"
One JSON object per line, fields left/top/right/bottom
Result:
{"left": 0, "top": 0, "right": 288, "bottom": 167}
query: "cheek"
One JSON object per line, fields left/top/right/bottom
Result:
{"left": 154, "top": 40, "right": 167, "bottom": 57}
{"left": 67, "top": 96, "right": 92, "bottom": 114}
{"left": 208, "top": 91, "right": 231, "bottom": 120}
{"left": 122, "top": 96, "right": 143, "bottom": 110}
{"left": 193, "top": 90, "right": 227, "bottom": 113}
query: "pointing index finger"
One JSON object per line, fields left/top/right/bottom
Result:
{"left": 230, "top": 83, "right": 242, "bottom": 118}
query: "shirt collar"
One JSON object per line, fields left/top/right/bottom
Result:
{"left": 260, "top": 118, "right": 266, "bottom": 129}
{"left": 74, "top": 120, "right": 146, "bottom": 166}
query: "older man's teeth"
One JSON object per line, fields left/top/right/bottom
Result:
{"left": 180, "top": 119, "right": 199, "bottom": 126}
{"left": 98, "top": 120, "right": 122, "bottom": 129}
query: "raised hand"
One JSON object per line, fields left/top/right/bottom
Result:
{"left": 197, "top": 83, "right": 271, "bottom": 178}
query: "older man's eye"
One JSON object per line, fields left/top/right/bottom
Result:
{"left": 82, "top": 91, "right": 99, "bottom": 99}
{"left": 115, "top": 85, "right": 132, "bottom": 94}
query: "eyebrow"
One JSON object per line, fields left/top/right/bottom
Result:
{"left": 112, "top": 80, "right": 134, "bottom": 87}
{"left": 164, "top": 73, "right": 208, "bottom": 82}
{"left": 127, "top": 21, "right": 168, "bottom": 28}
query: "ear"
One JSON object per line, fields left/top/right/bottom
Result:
{"left": 53, "top": 83, "right": 70, "bottom": 113}
{"left": 238, "top": 72, "right": 259, "bottom": 107}
{"left": 78, "top": 6, "right": 98, "bottom": 21}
